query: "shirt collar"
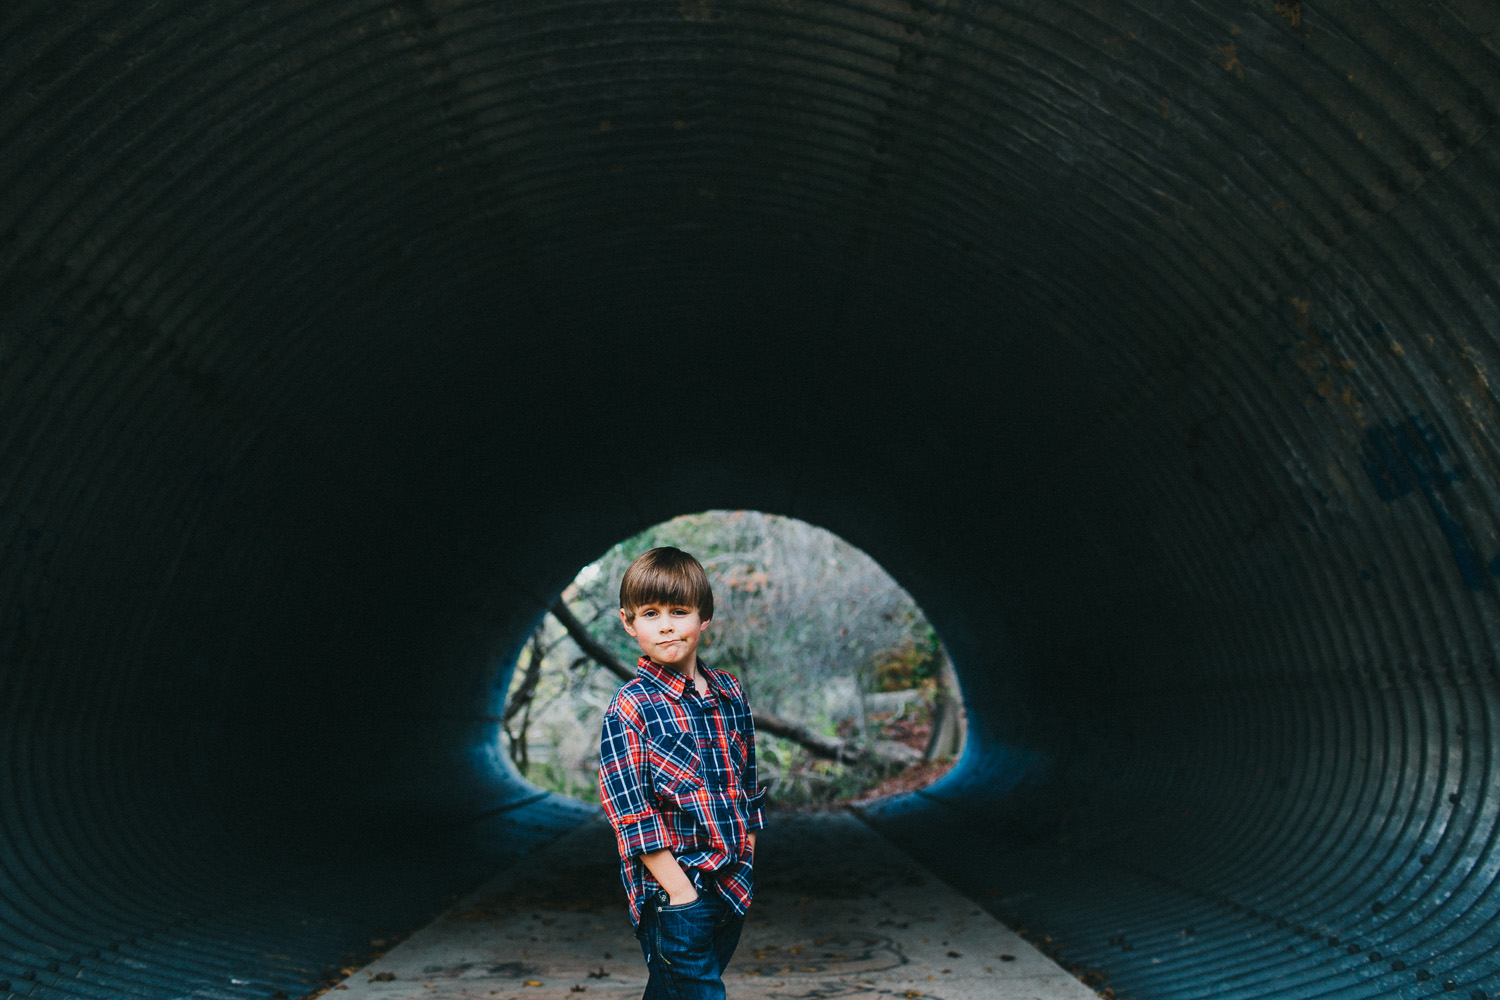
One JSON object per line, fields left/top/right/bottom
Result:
{"left": 636, "top": 656, "right": 726, "bottom": 701}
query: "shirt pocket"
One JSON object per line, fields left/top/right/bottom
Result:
{"left": 648, "top": 731, "right": 705, "bottom": 801}
{"left": 727, "top": 730, "right": 748, "bottom": 781}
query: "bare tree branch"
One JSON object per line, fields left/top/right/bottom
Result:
{"left": 750, "top": 710, "right": 873, "bottom": 765}
{"left": 548, "top": 600, "right": 911, "bottom": 767}
{"left": 503, "top": 626, "right": 547, "bottom": 724}
{"left": 549, "top": 599, "right": 634, "bottom": 682}
{"left": 504, "top": 624, "right": 548, "bottom": 774}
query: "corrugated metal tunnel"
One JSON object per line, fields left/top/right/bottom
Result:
{"left": 3, "top": 1, "right": 1500, "bottom": 997}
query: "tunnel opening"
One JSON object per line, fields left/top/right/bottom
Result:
{"left": 498, "top": 509, "right": 968, "bottom": 810}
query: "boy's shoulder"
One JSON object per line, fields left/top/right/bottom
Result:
{"left": 704, "top": 664, "right": 748, "bottom": 702}
{"left": 605, "top": 675, "right": 655, "bottom": 717}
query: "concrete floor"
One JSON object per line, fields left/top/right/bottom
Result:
{"left": 329, "top": 811, "right": 1098, "bottom": 1000}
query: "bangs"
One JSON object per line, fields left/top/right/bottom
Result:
{"left": 619, "top": 547, "right": 715, "bottom": 619}
{"left": 625, "top": 570, "right": 701, "bottom": 610}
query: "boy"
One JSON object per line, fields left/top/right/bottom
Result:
{"left": 598, "top": 546, "right": 766, "bottom": 1000}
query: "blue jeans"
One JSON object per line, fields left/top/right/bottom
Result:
{"left": 636, "top": 888, "right": 744, "bottom": 1000}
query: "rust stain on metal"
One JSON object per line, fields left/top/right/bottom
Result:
{"left": 680, "top": 0, "right": 725, "bottom": 22}
{"left": 1220, "top": 42, "right": 1244, "bottom": 80}
{"left": 1286, "top": 297, "right": 1368, "bottom": 426}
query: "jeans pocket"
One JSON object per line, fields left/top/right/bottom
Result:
{"left": 658, "top": 893, "right": 709, "bottom": 914}
{"left": 654, "top": 897, "right": 718, "bottom": 971}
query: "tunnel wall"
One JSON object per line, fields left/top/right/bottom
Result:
{"left": 3, "top": 1, "right": 1500, "bottom": 998}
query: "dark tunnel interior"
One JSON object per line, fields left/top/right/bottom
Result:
{"left": 4, "top": 1, "right": 1500, "bottom": 997}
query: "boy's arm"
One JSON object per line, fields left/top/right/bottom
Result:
{"left": 599, "top": 710, "right": 697, "bottom": 904}
{"left": 742, "top": 702, "right": 768, "bottom": 835}
{"left": 599, "top": 710, "right": 672, "bottom": 859}
{"left": 638, "top": 848, "right": 698, "bottom": 905}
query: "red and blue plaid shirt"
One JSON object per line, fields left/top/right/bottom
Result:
{"left": 599, "top": 657, "right": 767, "bottom": 926}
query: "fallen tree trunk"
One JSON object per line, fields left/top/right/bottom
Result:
{"left": 548, "top": 600, "right": 915, "bottom": 767}
{"left": 923, "top": 646, "right": 966, "bottom": 761}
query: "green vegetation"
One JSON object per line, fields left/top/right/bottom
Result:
{"left": 503, "top": 510, "right": 963, "bottom": 808}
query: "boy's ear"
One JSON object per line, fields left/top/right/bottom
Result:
{"left": 619, "top": 607, "right": 638, "bottom": 637}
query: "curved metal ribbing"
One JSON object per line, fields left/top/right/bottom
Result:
{"left": 2, "top": 1, "right": 1499, "bottom": 997}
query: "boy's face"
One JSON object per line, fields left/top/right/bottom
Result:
{"left": 620, "top": 602, "right": 709, "bottom": 672}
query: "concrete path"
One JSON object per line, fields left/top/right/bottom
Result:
{"left": 328, "top": 812, "right": 1098, "bottom": 1000}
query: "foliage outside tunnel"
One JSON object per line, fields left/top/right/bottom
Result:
{"left": 503, "top": 511, "right": 965, "bottom": 808}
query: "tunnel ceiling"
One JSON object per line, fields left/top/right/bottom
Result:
{"left": 5, "top": 1, "right": 1500, "bottom": 998}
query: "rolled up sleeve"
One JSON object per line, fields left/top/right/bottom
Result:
{"left": 599, "top": 710, "right": 670, "bottom": 857}
{"left": 742, "top": 713, "right": 768, "bottom": 832}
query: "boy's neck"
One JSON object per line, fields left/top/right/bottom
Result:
{"left": 654, "top": 655, "right": 700, "bottom": 681}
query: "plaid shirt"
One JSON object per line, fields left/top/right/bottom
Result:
{"left": 599, "top": 657, "right": 767, "bottom": 926}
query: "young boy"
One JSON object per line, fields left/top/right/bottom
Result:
{"left": 598, "top": 546, "right": 766, "bottom": 1000}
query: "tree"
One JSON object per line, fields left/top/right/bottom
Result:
{"left": 504, "top": 510, "right": 958, "bottom": 805}
{"left": 549, "top": 599, "right": 917, "bottom": 767}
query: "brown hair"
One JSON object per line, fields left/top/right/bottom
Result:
{"left": 619, "top": 547, "right": 714, "bottom": 621}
